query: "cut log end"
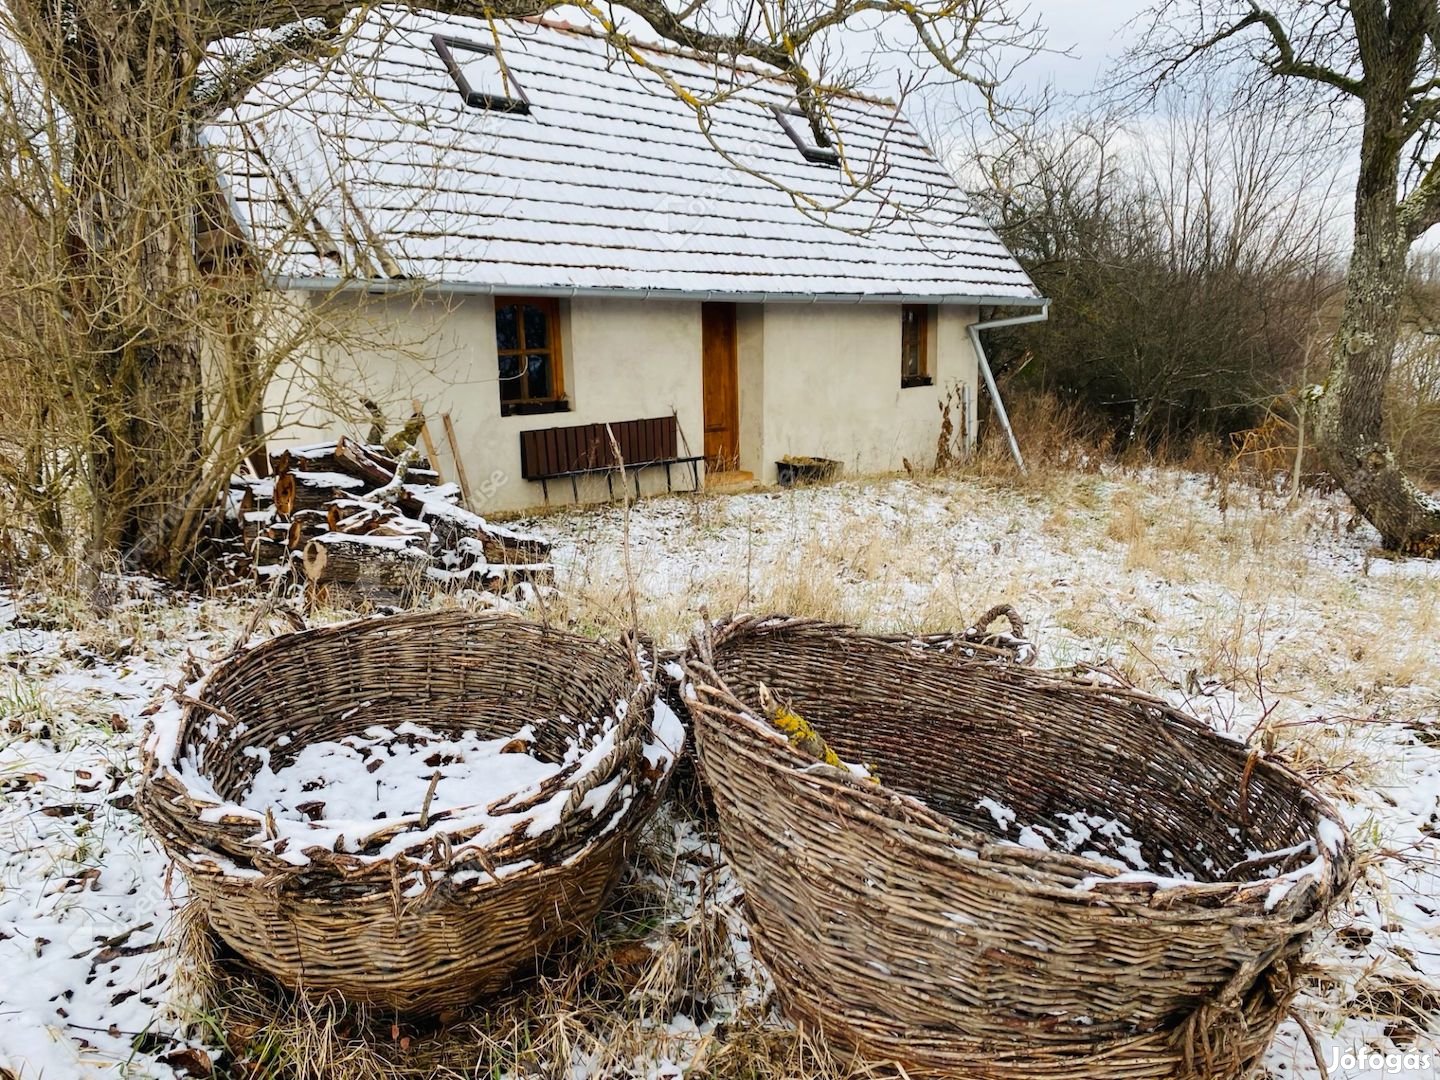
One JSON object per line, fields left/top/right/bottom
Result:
{"left": 303, "top": 539, "right": 330, "bottom": 583}
{"left": 273, "top": 472, "right": 297, "bottom": 517}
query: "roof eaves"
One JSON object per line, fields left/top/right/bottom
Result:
{"left": 272, "top": 274, "right": 1048, "bottom": 307}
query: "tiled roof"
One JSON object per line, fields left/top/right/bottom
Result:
{"left": 205, "top": 8, "right": 1041, "bottom": 303}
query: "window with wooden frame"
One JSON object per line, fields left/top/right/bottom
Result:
{"left": 495, "top": 297, "right": 567, "bottom": 416}
{"left": 901, "top": 305, "right": 934, "bottom": 387}
{"left": 433, "top": 34, "right": 530, "bottom": 114}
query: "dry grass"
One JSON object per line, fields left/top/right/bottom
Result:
{"left": 168, "top": 808, "right": 886, "bottom": 1080}
{"left": 7, "top": 451, "right": 1439, "bottom": 1079}
{"left": 146, "top": 458, "right": 1440, "bottom": 1077}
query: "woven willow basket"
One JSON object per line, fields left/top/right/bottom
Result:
{"left": 140, "top": 611, "right": 680, "bottom": 1013}
{"left": 684, "top": 616, "right": 1354, "bottom": 1080}
{"left": 657, "top": 605, "right": 1036, "bottom": 812}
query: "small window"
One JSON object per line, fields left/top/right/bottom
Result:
{"left": 771, "top": 104, "right": 839, "bottom": 166}
{"left": 433, "top": 35, "right": 530, "bottom": 114}
{"left": 901, "top": 305, "right": 933, "bottom": 387}
{"left": 495, "top": 297, "right": 566, "bottom": 415}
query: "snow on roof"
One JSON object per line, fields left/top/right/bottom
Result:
{"left": 205, "top": 8, "right": 1041, "bottom": 304}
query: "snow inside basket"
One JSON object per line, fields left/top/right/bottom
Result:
{"left": 139, "top": 611, "right": 683, "bottom": 1013}
{"left": 683, "top": 616, "right": 1355, "bottom": 1080}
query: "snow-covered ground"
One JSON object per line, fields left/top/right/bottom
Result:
{"left": 1, "top": 467, "right": 1437, "bottom": 1078}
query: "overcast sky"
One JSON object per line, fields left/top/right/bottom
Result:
{"left": 1029, "top": 0, "right": 1145, "bottom": 95}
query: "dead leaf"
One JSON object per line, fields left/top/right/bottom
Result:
{"left": 160, "top": 1047, "right": 213, "bottom": 1078}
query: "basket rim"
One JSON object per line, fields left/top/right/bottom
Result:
{"left": 684, "top": 613, "right": 1354, "bottom": 916}
{"left": 140, "top": 610, "right": 683, "bottom": 886}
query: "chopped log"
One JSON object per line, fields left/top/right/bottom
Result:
{"left": 270, "top": 442, "right": 342, "bottom": 476}
{"left": 332, "top": 437, "right": 401, "bottom": 489}
{"left": 333, "top": 436, "right": 444, "bottom": 489}
{"left": 370, "top": 519, "right": 432, "bottom": 542}
{"left": 286, "top": 509, "right": 330, "bottom": 551}
{"left": 474, "top": 521, "right": 551, "bottom": 566}
{"left": 323, "top": 501, "right": 433, "bottom": 548}
{"left": 305, "top": 579, "right": 407, "bottom": 611}
{"left": 369, "top": 447, "right": 417, "bottom": 506}
{"left": 210, "top": 551, "right": 254, "bottom": 588}
{"left": 272, "top": 439, "right": 439, "bottom": 486}
{"left": 428, "top": 559, "right": 555, "bottom": 591}
{"left": 401, "top": 484, "right": 550, "bottom": 563}
{"left": 241, "top": 509, "right": 274, "bottom": 553}
{"left": 367, "top": 445, "right": 437, "bottom": 484}
{"left": 326, "top": 499, "right": 381, "bottom": 531}
{"left": 254, "top": 535, "right": 289, "bottom": 568}
{"left": 273, "top": 470, "right": 368, "bottom": 517}
{"left": 303, "top": 534, "right": 432, "bottom": 590}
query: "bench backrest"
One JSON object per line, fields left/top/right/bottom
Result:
{"left": 519, "top": 415, "right": 680, "bottom": 479}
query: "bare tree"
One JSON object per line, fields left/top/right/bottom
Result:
{"left": 969, "top": 95, "right": 1342, "bottom": 447}
{"left": 0, "top": 0, "right": 1039, "bottom": 580}
{"left": 1139, "top": 0, "right": 1440, "bottom": 554}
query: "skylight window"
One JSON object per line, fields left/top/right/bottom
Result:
{"left": 433, "top": 34, "right": 530, "bottom": 114}
{"left": 771, "top": 104, "right": 839, "bottom": 166}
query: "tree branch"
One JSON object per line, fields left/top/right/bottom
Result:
{"left": 1399, "top": 152, "right": 1440, "bottom": 240}
{"left": 1143, "top": 3, "right": 1363, "bottom": 98}
{"left": 190, "top": 19, "right": 345, "bottom": 120}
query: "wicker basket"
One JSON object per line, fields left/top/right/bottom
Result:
{"left": 140, "top": 611, "right": 682, "bottom": 1013}
{"left": 683, "top": 616, "right": 1354, "bottom": 1079}
{"left": 657, "top": 605, "right": 1034, "bottom": 812}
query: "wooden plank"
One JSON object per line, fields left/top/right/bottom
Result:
{"left": 410, "top": 399, "right": 446, "bottom": 484}
{"left": 442, "top": 413, "right": 473, "bottom": 507}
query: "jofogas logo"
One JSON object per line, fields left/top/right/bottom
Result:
{"left": 1327, "top": 1046, "right": 1435, "bottom": 1075}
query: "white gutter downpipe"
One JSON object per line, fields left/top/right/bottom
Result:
{"left": 967, "top": 302, "right": 1050, "bottom": 473}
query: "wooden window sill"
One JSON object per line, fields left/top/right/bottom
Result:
{"left": 502, "top": 399, "right": 571, "bottom": 417}
{"left": 900, "top": 375, "right": 934, "bottom": 389}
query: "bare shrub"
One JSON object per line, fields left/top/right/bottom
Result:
{"left": 969, "top": 94, "right": 1344, "bottom": 451}
{"left": 1387, "top": 332, "right": 1440, "bottom": 489}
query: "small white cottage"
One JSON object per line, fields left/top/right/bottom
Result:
{"left": 207, "top": 7, "right": 1043, "bottom": 512}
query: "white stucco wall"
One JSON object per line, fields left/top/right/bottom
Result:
{"left": 266, "top": 292, "right": 703, "bottom": 514}
{"left": 748, "top": 304, "right": 980, "bottom": 485}
{"left": 266, "top": 292, "right": 981, "bottom": 511}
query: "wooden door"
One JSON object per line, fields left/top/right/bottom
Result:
{"left": 702, "top": 302, "right": 739, "bottom": 471}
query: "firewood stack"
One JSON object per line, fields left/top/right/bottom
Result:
{"left": 230, "top": 437, "right": 553, "bottom": 605}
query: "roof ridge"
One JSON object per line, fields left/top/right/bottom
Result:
{"left": 512, "top": 14, "right": 896, "bottom": 108}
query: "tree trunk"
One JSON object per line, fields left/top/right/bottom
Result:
{"left": 28, "top": 6, "right": 211, "bottom": 577}
{"left": 1316, "top": 57, "right": 1440, "bottom": 557}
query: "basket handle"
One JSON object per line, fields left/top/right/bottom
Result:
{"left": 223, "top": 600, "right": 307, "bottom": 659}
{"left": 967, "top": 603, "right": 1025, "bottom": 640}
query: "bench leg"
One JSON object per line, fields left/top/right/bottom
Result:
{"left": 571, "top": 475, "right": 580, "bottom": 502}
{"left": 690, "top": 461, "right": 700, "bottom": 491}
{"left": 664, "top": 463, "right": 674, "bottom": 492}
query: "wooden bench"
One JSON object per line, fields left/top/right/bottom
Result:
{"left": 519, "top": 415, "right": 702, "bottom": 502}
